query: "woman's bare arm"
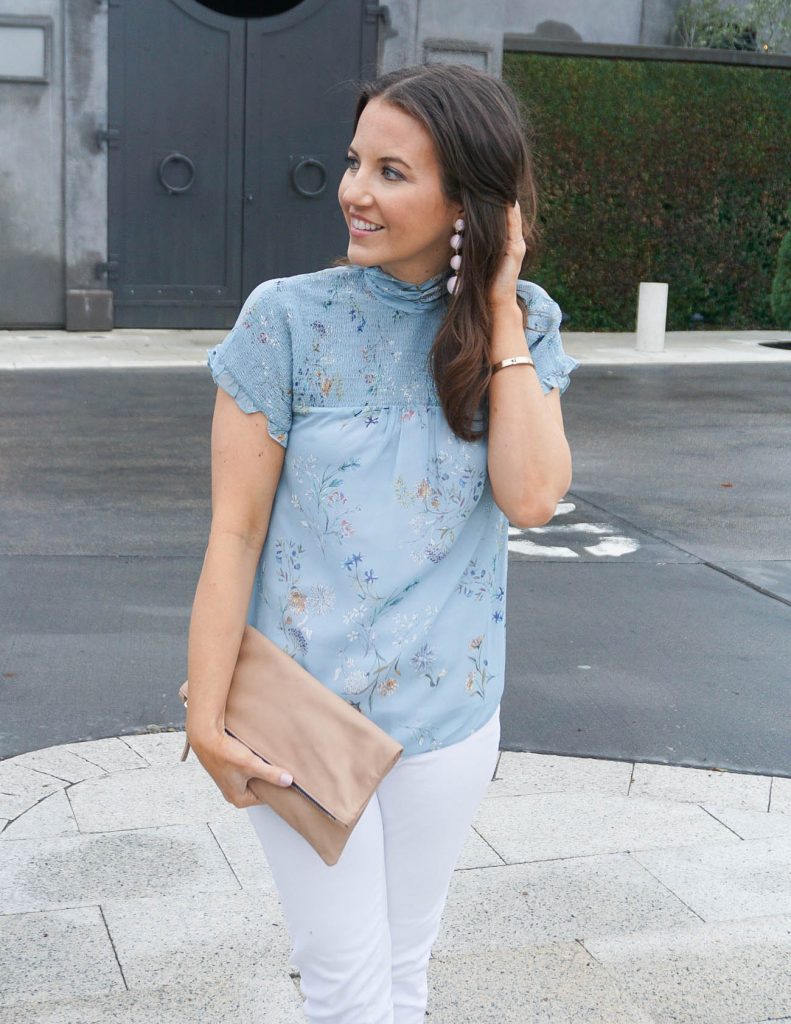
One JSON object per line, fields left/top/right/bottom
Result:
{"left": 485, "top": 201, "right": 573, "bottom": 527}
{"left": 486, "top": 305, "right": 572, "bottom": 527}
{"left": 186, "top": 385, "right": 286, "bottom": 744}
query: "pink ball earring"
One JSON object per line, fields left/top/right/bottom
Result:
{"left": 447, "top": 217, "right": 465, "bottom": 295}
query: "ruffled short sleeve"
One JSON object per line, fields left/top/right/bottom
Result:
{"left": 206, "top": 278, "right": 294, "bottom": 448}
{"left": 516, "top": 280, "right": 581, "bottom": 396}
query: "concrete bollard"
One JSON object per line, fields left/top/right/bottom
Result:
{"left": 636, "top": 282, "right": 669, "bottom": 352}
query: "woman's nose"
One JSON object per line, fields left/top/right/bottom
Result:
{"left": 341, "top": 176, "right": 373, "bottom": 207}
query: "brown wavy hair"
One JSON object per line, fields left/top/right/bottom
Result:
{"left": 331, "top": 62, "right": 542, "bottom": 442}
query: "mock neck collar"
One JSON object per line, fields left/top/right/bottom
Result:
{"left": 360, "top": 263, "right": 449, "bottom": 313}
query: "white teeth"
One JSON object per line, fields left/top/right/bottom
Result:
{"left": 351, "top": 217, "right": 383, "bottom": 231}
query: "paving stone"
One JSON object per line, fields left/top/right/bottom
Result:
{"left": 11, "top": 746, "right": 118, "bottom": 784}
{"left": 699, "top": 802, "right": 791, "bottom": 840}
{"left": 426, "top": 942, "right": 656, "bottom": 1023}
{"left": 456, "top": 826, "right": 505, "bottom": 869}
{"left": 0, "top": 823, "right": 241, "bottom": 913}
{"left": 0, "top": 906, "right": 123, "bottom": 1006}
{"left": 119, "top": 730, "right": 193, "bottom": 766}
{"left": 472, "top": 791, "right": 738, "bottom": 863}
{"left": 739, "top": 1020, "right": 791, "bottom": 1023}
{"left": 0, "top": 761, "right": 67, "bottom": 819}
{"left": 100, "top": 889, "right": 294, "bottom": 988}
{"left": 772, "top": 776, "right": 791, "bottom": 814}
{"left": 629, "top": 762, "right": 771, "bottom": 811}
{"left": 736, "top": 1019, "right": 791, "bottom": 1024}
{"left": 67, "top": 760, "right": 233, "bottom": 832}
{"left": 1, "top": 788, "right": 79, "bottom": 840}
{"left": 434, "top": 853, "right": 702, "bottom": 955}
{"left": 491, "top": 751, "right": 633, "bottom": 798}
{"left": 60, "top": 736, "right": 151, "bottom": 773}
{"left": 631, "top": 835, "right": 791, "bottom": 921}
{"left": 206, "top": 811, "right": 280, "bottom": 896}
{"left": 584, "top": 914, "right": 791, "bottom": 1024}
{"left": 3, "top": 736, "right": 789, "bottom": 1022}
{"left": 0, "top": 975, "right": 307, "bottom": 1023}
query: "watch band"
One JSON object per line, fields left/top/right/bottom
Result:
{"left": 490, "top": 355, "right": 536, "bottom": 375}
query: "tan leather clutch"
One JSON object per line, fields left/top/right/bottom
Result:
{"left": 178, "top": 622, "right": 404, "bottom": 866}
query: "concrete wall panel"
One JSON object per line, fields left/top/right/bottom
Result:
{"left": 64, "top": 0, "right": 107, "bottom": 302}
{"left": 503, "top": 0, "right": 643, "bottom": 45}
{"left": 0, "top": 0, "right": 63, "bottom": 326}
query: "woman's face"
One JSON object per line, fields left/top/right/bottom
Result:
{"left": 337, "top": 97, "right": 463, "bottom": 286}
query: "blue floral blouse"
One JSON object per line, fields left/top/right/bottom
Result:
{"left": 206, "top": 262, "right": 580, "bottom": 757}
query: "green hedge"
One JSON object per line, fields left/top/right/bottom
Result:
{"left": 503, "top": 51, "right": 791, "bottom": 330}
{"left": 771, "top": 201, "right": 791, "bottom": 327}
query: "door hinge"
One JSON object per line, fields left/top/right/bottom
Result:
{"left": 95, "top": 258, "right": 120, "bottom": 280}
{"left": 96, "top": 126, "right": 120, "bottom": 150}
{"left": 366, "top": 2, "right": 391, "bottom": 27}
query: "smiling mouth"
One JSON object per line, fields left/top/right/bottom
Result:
{"left": 349, "top": 216, "right": 384, "bottom": 232}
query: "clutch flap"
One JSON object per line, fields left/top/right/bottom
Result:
{"left": 178, "top": 625, "right": 403, "bottom": 829}
{"left": 227, "top": 624, "right": 403, "bottom": 828}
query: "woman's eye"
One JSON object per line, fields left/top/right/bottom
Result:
{"left": 344, "top": 156, "right": 401, "bottom": 181}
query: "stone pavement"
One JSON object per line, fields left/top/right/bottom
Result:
{"left": 1, "top": 325, "right": 791, "bottom": 369}
{"left": 0, "top": 730, "right": 790, "bottom": 1022}
{"left": 2, "top": 325, "right": 790, "bottom": 1022}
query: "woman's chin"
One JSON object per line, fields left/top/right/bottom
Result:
{"left": 348, "top": 246, "right": 382, "bottom": 265}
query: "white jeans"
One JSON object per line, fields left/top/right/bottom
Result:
{"left": 245, "top": 704, "right": 501, "bottom": 1024}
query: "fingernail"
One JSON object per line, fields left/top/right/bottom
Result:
{"left": 280, "top": 772, "right": 293, "bottom": 786}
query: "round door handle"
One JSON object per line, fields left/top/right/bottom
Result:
{"left": 158, "top": 152, "right": 196, "bottom": 194}
{"left": 291, "top": 157, "right": 326, "bottom": 198}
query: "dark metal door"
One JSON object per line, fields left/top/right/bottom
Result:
{"left": 107, "top": 0, "right": 380, "bottom": 328}
{"left": 242, "top": 0, "right": 378, "bottom": 296}
{"left": 107, "top": 0, "right": 245, "bottom": 327}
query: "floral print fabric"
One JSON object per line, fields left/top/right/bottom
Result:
{"left": 206, "top": 263, "right": 580, "bottom": 756}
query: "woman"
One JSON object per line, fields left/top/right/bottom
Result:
{"left": 185, "top": 62, "right": 579, "bottom": 1023}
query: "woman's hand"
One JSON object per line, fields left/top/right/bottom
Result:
{"left": 487, "top": 199, "right": 526, "bottom": 317}
{"left": 188, "top": 729, "right": 294, "bottom": 809}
